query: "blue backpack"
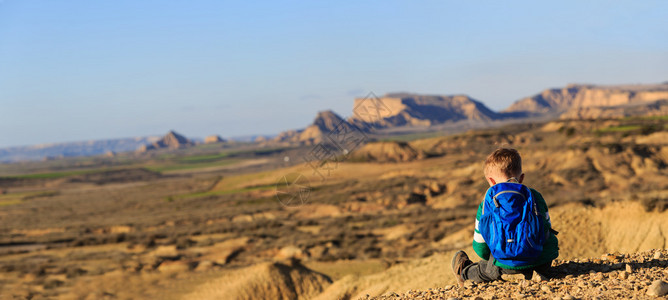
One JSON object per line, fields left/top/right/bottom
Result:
{"left": 478, "top": 182, "right": 548, "bottom": 267}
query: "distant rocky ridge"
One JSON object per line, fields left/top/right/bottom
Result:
{"left": 272, "top": 94, "right": 505, "bottom": 145}
{"left": 504, "top": 83, "right": 668, "bottom": 115}
{"left": 273, "top": 110, "right": 356, "bottom": 145}
{"left": 0, "top": 136, "right": 160, "bottom": 162}
{"left": 273, "top": 83, "right": 668, "bottom": 146}
{"left": 560, "top": 99, "right": 668, "bottom": 119}
{"left": 0, "top": 130, "right": 234, "bottom": 162}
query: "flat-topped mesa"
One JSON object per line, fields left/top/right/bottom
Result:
{"left": 504, "top": 83, "right": 668, "bottom": 114}
{"left": 351, "top": 93, "right": 499, "bottom": 128}
{"left": 204, "top": 135, "right": 226, "bottom": 144}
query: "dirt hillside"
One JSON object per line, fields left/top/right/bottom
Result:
{"left": 349, "top": 141, "right": 426, "bottom": 163}
{"left": 184, "top": 259, "right": 332, "bottom": 300}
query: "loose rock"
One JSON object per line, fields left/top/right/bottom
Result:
{"left": 653, "top": 251, "right": 662, "bottom": 260}
{"left": 618, "top": 271, "right": 628, "bottom": 279}
{"left": 646, "top": 280, "right": 668, "bottom": 296}
{"left": 625, "top": 264, "right": 633, "bottom": 273}
{"left": 501, "top": 273, "right": 526, "bottom": 282}
{"left": 532, "top": 271, "right": 548, "bottom": 282}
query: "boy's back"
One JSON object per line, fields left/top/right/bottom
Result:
{"left": 452, "top": 148, "right": 559, "bottom": 285}
{"left": 473, "top": 185, "right": 559, "bottom": 269}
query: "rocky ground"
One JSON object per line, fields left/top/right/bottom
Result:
{"left": 369, "top": 249, "right": 668, "bottom": 300}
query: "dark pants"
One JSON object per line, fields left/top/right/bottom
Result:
{"left": 462, "top": 258, "right": 551, "bottom": 283}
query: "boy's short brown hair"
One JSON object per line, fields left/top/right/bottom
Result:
{"left": 484, "top": 148, "right": 522, "bottom": 178}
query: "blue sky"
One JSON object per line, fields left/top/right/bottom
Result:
{"left": 0, "top": 1, "right": 666, "bottom": 147}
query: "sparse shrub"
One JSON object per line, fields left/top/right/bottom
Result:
{"left": 25, "top": 264, "right": 47, "bottom": 277}
{"left": 363, "top": 246, "right": 381, "bottom": 258}
{"left": 71, "top": 236, "right": 96, "bottom": 247}
{"left": 0, "top": 264, "right": 15, "bottom": 272}
{"left": 175, "top": 236, "right": 196, "bottom": 249}
{"left": 565, "top": 127, "right": 576, "bottom": 137}
{"left": 43, "top": 278, "right": 64, "bottom": 289}
{"left": 197, "top": 238, "right": 214, "bottom": 247}
{"left": 382, "top": 218, "right": 399, "bottom": 227}
{"left": 129, "top": 235, "right": 156, "bottom": 248}
{"left": 579, "top": 198, "right": 596, "bottom": 207}
{"left": 606, "top": 143, "right": 624, "bottom": 154}
{"left": 640, "top": 197, "right": 668, "bottom": 212}
{"left": 419, "top": 248, "right": 437, "bottom": 258}
{"left": 22, "top": 190, "right": 60, "bottom": 200}
{"left": 65, "top": 266, "right": 87, "bottom": 278}
{"left": 406, "top": 193, "right": 426, "bottom": 205}
{"left": 110, "top": 233, "right": 126, "bottom": 243}
{"left": 632, "top": 145, "right": 653, "bottom": 158}
{"left": 431, "top": 231, "right": 446, "bottom": 242}
{"left": 640, "top": 124, "right": 660, "bottom": 135}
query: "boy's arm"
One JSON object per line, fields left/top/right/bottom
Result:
{"left": 472, "top": 202, "right": 491, "bottom": 260}
{"left": 530, "top": 188, "right": 552, "bottom": 228}
{"left": 531, "top": 188, "right": 560, "bottom": 261}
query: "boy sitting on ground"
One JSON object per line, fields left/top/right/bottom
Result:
{"left": 452, "top": 148, "right": 559, "bottom": 284}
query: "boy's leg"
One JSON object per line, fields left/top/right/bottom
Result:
{"left": 454, "top": 252, "right": 552, "bottom": 283}
{"left": 461, "top": 259, "right": 502, "bottom": 283}
{"left": 464, "top": 260, "right": 538, "bottom": 282}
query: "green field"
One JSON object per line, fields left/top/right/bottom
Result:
{"left": 596, "top": 125, "right": 642, "bottom": 133}
{"left": 5, "top": 169, "right": 105, "bottom": 179}
{"left": 145, "top": 158, "right": 241, "bottom": 173}
{"left": 0, "top": 190, "right": 59, "bottom": 206}
{"left": 176, "top": 152, "right": 231, "bottom": 163}
{"left": 622, "top": 115, "right": 668, "bottom": 121}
